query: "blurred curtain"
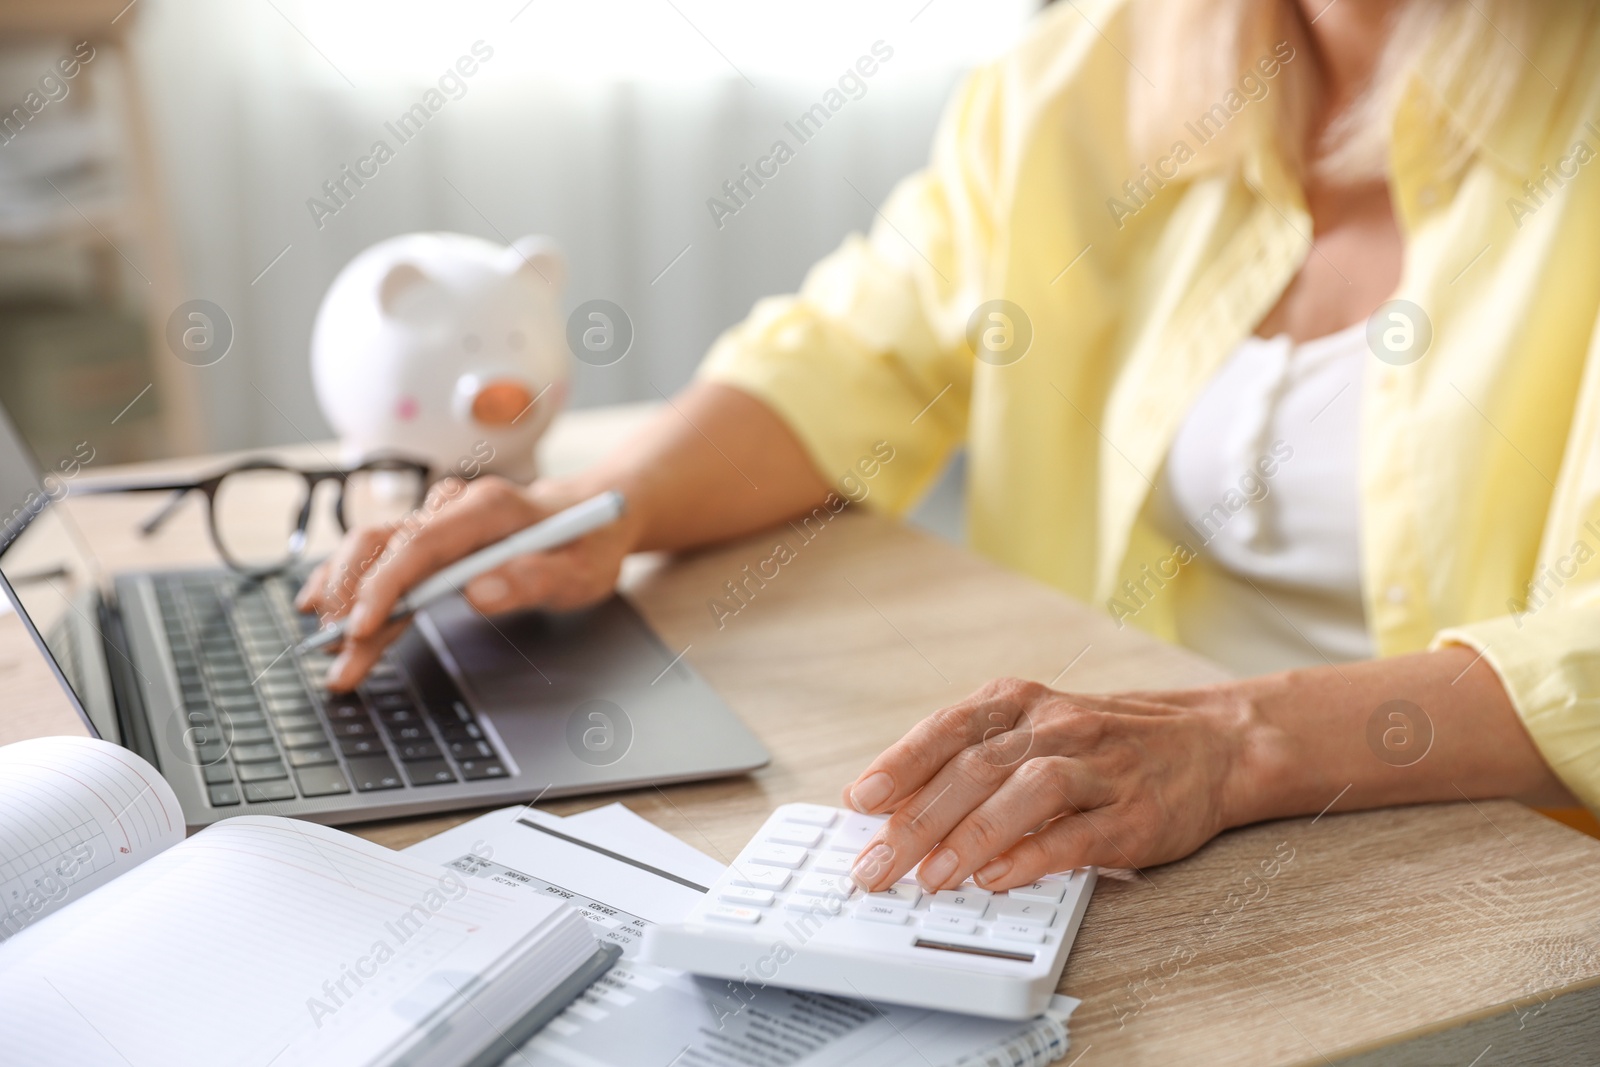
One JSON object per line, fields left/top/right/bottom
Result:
{"left": 128, "top": 0, "right": 1035, "bottom": 453}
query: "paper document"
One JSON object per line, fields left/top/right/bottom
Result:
{"left": 407, "top": 805, "right": 1079, "bottom": 1067}
{"left": 0, "top": 735, "right": 185, "bottom": 940}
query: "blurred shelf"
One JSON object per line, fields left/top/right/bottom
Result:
{"left": 0, "top": 2, "right": 203, "bottom": 458}
{"left": 0, "top": 0, "right": 134, "bottom": 38}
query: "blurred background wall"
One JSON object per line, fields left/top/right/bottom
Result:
{"left": 0, "top": 0, "right": 1041, "bottom": 536}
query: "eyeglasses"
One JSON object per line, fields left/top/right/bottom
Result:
{"left": 74, "top": 456, "right": 432, "bottom": 576}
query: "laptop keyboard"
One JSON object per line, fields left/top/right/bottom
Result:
{"left": 153, "top": 572, "right": 509, "bottom": 807}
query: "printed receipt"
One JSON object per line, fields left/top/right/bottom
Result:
{"left": 442, "top": 853, "right": 650, "bottom": 955}
{"left": 419, "top": 809, "right": 884, "bottom": 1066}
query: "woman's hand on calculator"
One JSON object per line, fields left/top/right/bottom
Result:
{"left": 842, "top": 677, "right": 1253, "bottom": 893}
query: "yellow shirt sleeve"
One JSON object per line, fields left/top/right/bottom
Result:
{"left": 1434, "top": 601, "right": 1600, "bottom": 814}
{"left": 1434, "top": 309, "right": 1600, "bottom": 815}
{"left": 697, "top": 63, "right": 1009, "bottom": 514}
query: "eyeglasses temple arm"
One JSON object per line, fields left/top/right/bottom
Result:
{"left": 288, "top": 493, "right": 316, "bottom": 555}
{"left": 139, "top": 487, "right": 197, "bottom": 537}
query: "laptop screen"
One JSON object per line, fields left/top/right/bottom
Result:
{"left": 0, "top": 403, "right": 108, "bottom": 740}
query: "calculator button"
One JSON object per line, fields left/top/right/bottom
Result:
{"left": 929, "top": 890, "right": 989, "bottom": 917}
{"left": 718, "top": 886, "right": 775, "bottom": 907}
{"left": 920, "top": 913, "right": 976, "bottom": 935}
{"left": 853, "top": 902, "right": 907, "bottom": 924}
{"left": 866, "top": 884, "right": 921, "bottom": 909}
{"left": 811, "top": 851, "right": 856, "bottom": 876}
{"left": 798, "top": 873, "right": 854, "bottom": 898}
{"left": 995, "top": 899, "right": 1057, "bottom": 926}
{"left": 766, "top": 824, "right": 824, "bottom": 848}
{"left": 783, "top": 804, "right": 838, "bottom": 828}
{"left": 705, "top": 905, "right": 762, "bottom": 925}
{"left": 992, "top": 921, "right": 1047, "bottom": 943}
{"left": 783, "top": 895, "right": 843, "bottom": 916}
{"left": 1007, "top": 879, "right": 1069, "bottom": 904}
{"left": 749, "top": 844, "right": 808, "bottom": 869}
{"left": 730, "top": 865, "right": 791, "bottom": 891}
{"left": 829, "top": 813, "right": 883, "bottom": 853}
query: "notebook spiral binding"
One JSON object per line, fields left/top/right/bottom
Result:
{"left": 949, "top": 1005, "right": 1072, "bottom": 1067}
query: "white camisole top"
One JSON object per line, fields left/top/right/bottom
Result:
{"left": 1146, "top": 321, "right": 1373, "bottom": 676}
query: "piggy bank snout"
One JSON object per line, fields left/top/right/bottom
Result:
{"left": 454, "top": 373, "right": 538, "bottom": 427}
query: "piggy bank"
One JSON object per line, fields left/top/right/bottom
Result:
{"left": 311, "top": 232, "right": 570, "bottom": 484}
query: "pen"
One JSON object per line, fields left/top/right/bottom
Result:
{"left": 296, "top": 489, "right": 627, "bottom": 653}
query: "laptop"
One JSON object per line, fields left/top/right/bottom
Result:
{"left": 0, "top": 406, "right": 768, "bottom": 829}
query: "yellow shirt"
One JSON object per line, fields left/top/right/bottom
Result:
{"left": 699, "top": 0, "right": 1600, "bottom": 812}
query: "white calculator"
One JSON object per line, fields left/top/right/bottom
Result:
{"left": 639, "top": 803, "right": 1095, "bottom": 1019}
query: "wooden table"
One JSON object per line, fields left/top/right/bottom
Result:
{"left": 5, "top": 404, "right": 1600, "bottom": 1066}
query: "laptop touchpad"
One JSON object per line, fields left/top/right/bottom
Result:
{"left": 408, "top": 595, "right": 737, "bottom": 783}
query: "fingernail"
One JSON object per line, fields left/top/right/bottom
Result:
{"left": 326, "top": 655, "right": 351, "bottom": 691}
{"left": 918, "top": 847, "right": 958, "bottom": 889}
{"left": 850, "top": 771, "right": 893, "bottom": 813}
{"left": 468, "top": 575, "right": 510, "bottom": 605}
{"left": 348, "top": 603, "right": 375, "bottom": 637}
{"left": 974, "top": 856, "right": 1012, "bottom": 888}
{"left": 851, "top": 843, "right": 894, "bottom": 888}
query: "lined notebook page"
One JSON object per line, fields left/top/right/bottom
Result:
{"left": 0, "top": 816, "right": 573, "bottom": 1067}
{"left": 0, "top": 735, "right": 183, "bottom": 941}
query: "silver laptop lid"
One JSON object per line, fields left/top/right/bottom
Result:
{"left": 0, "top": 402, "right": 109, "bottom": 741}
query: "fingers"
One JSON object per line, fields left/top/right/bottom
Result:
{"left": 970, "top": 810, "right": 1130, "bottom": 890}
{"left": 339, "top": 479, "right": 528, "bottom": 642}
{"left": 294, "top": 560, "right": 328, "bottom": 613}
{"left": 850, "top": 741, "right": 1030, "bottom": 893}
{"left": 915, "top": 758, "right": 1100, "bottom": 895}
{"left": 324, "top": 618, "right": 411, "bottom": 693}
{"left": 306, "top": 478, "right": 541, "bottom": 690}
{"left": 932, "top": 756, "right": 1106, "bottom": 889}
{"left": 295, "top": 525, "right": 393, "bottom": 619}
{"left": 852, "top": 754, "right": 1104, "bottom": 893}
{"left": 456, "top": 554, "right": 565, "bottom": 617}
{"left": 844, "top": 680, "right": 1038, "bottom": 815}
{"left": 459, "top": 537, "right": 621, "bottom": 617}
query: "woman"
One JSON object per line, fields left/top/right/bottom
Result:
{"left": 299, "top": 0, "right": 1600, "bottom": 896}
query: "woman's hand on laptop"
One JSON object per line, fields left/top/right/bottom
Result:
{"left": 296, "top": 475, "right": 638, "bottom": 691}
{"left": 297, "top": 383, "right": 849, "bottom": 690}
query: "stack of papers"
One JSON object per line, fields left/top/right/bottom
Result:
{"left": 406, "top": 803, "right": 1081, "bottom": 1067}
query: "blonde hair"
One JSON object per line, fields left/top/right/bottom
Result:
{"left": 1128, "top": 0, "right": 1534, "bottom": 186}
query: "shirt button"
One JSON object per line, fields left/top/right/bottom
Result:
{"left": 1417, "top": 185, "right": 1439, "bottom": 208}
{"left": 1385, "top": 585, "right": 1409, "bottom": 606}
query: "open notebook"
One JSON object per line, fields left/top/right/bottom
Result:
{"left": 0, "top": 735, "right": 617, "bottom": 1067}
